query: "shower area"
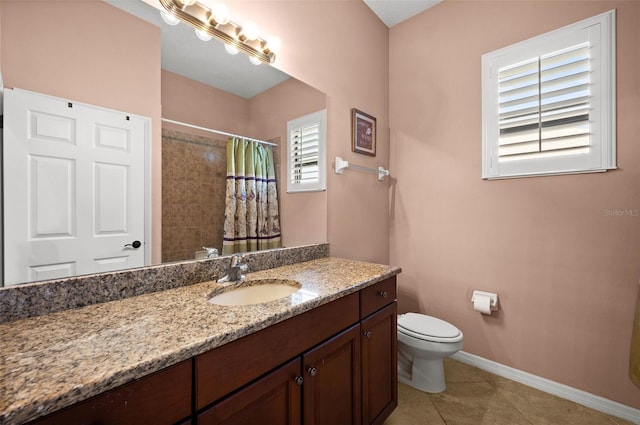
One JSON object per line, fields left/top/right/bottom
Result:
{"left": 161, "top": 126, "right": 281, "bottom": 262}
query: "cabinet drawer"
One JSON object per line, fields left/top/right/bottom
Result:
{"left": 360, "top": 277, "right": 396, "bottom": 319}
{"left": 30, "top": 360, "right": 192, "bottom": 425}
{"left": 196, "top": 292, "right": 359, "bottom": 409}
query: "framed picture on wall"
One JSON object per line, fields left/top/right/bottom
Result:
{"left": 351, "top": 108, "right": 376, "bottom": 156}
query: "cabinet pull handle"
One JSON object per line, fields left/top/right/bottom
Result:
{"left": 307, "top": 367, "right": 317, "bottom": 377}
{"left": 377, "top": 290, "right": 388, "bottom": 298}
{"left": 363, "top": 331, "right": 372, "bottom": 339}
{"left": 294, "top": 376, "right": 304, "bottom": 386}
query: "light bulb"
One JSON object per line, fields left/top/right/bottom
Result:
{"left": 211, "top": 3, "right": 229, "bottom": 25}
{"left": 241, "top": 21, "right": 258, "bottom": 41}
{"left": 195, "top": 29, "right": 212, "bottom": 41}
{"left": 249, "top": 56, "right": 262, "bottom": 66}
{"left": 160, "top": 11, "right": 180, "bottom": 26}
{"left": 264, "top": 36, "right": 281, "bottom": 54}
{"left": 225, "top": 44, "right": 239, "bottom": 55}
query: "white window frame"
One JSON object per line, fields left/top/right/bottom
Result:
{"left": 286, "top": 109, "right": 327, "bottom": 193}
{"left": 481, "top": 10, "right": 616, "bottom": 179}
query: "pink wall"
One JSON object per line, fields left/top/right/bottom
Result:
{"left": 1, "top": 0, "right": 162, "bottom": 263}
{"left": 249, "top": 78, "right": 328, "bottom": 248}
{"left": 161, "top": 69, "right": 249, "bottom": 137}
{"left": 389, "top": 0, "right": 640, "bottom": 409}
{"left": 226, "top": 0, "right": 391, "bottom": 265}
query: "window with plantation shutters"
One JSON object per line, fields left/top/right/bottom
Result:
{"left": 287, "top": 110, "right": 326, "bottom": 192}
{"left": 482, "top": 10, "right": 615, "bottom": 179}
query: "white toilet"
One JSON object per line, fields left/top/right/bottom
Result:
{"left": 397, "top": 313, "right": 463, "bottom": 393}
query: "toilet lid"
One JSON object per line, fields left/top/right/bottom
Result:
{"left": 398, "top": 313, "right": 462, "bottom": 342}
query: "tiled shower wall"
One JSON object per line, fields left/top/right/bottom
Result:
{"left": 162, "top": 129, "right": 226, "bottom": 262}
{"left": 161, "top": 128, "right": 282, "bottom": 262}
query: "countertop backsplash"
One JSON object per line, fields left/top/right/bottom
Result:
{"left": 0, "top": 243, "right": 330, "bottom": 323}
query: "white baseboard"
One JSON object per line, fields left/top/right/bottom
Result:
{"left": 451, "top": 351, "right": 640, "bottom": 425}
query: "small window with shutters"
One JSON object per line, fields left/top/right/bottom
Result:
{"left": 287, "top": 109, "right": 327, "bottom": 192}
{"left": 481, "top": 10, "right": 616, "bottom": 179}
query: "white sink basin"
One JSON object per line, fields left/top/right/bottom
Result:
{"left": 208, "top": 279, "right": 301, "bottom": 306}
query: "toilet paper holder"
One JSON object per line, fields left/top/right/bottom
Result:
{"left": 471, "top": 290, "right": 499, "bottom": 312}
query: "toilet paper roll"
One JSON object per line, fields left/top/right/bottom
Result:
{"left": 473, "top": 294, "right": 492, "bottom": 314}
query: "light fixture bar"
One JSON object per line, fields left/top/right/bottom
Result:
{"left": 158, "top": 0, "right": 276, "bottom": 64}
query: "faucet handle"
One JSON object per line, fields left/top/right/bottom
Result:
{"left": 203, "top": 247, "right": 219, "bottom": 258}
{"left": 233, "top": 255, "right": 248, "bottom": 274}
{"left": 230, "top": 253, "right": 244, "bottom": 266}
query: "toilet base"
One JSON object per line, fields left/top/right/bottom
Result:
{"left": 398, "top": 356, "right": 446, "bottom": 393}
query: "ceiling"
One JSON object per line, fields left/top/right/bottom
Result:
{"left": 364, "top": 0, "right": 442, "bottom": 27}
{"left": 107, "top": 0, "right": 441, "bottom": 99}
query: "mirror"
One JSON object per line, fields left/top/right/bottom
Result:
{"left": 0, "top": 0, "right": 327, "bottom": 286}
{"left": 109, "top": 0, "right": 292, "bottom": 99}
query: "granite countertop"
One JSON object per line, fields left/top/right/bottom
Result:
{"left": 0, "top": 257, "right": 400, "bottom": 425}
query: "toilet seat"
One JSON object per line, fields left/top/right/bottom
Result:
{"left": 398, "top": 313, "right": 463, "bottom": 343}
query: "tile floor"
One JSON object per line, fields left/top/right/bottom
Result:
{"left": 384, "top": 359, "right": 635, "bottom": 425}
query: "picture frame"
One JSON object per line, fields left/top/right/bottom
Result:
{"left": 351, "top": 108, "right": 376, "bottom": 156}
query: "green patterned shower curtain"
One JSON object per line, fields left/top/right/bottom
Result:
{"left": 222, "top": 137, "right": 282, "bottom": 255}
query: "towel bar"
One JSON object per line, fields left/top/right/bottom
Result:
{"left": 335, "top": 156, "right": 390, "bottom": 181}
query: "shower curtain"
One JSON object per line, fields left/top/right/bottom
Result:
{"left": 222, "top": 137, "right": 282, "bottom": 255}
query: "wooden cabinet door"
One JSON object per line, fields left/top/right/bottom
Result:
{"left": 361, "top": 302, "right": 398, "bottom": 425}
{"left": 303, "top": 324, "right": 361, "bottom": 425}
{"left": 30, "top": 360, "right": 192, "bottom": 425}
{"left": 197, "top": 358, "right": 302, "bottom": 425}
{"left": 195, "top": 293, "right": 359, "bottom": 409}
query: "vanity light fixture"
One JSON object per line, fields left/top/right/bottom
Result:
{"left": 248, "top": 56, "right": 262, "bottom": 66}
{"left": 158, "top": 0, "right": 277, "bottom": 64}
{"left": 160, "top": 10, "right": 180, "bottom": 25}
{"left": 224, "top": 44, "right": 239, "bottom": 55}
{"left": 195, "top": 28, "right": 212, "bottom": 41}
{"left": 210, "top": 3, "right": 230, "bottom": 25}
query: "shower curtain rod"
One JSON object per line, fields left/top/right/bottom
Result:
{"left": 161, "top": 118, "right": 278, "bottom": 147}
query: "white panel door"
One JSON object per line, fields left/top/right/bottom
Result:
{"left": 3, "top": 89, "right": 148, "bottom": 285}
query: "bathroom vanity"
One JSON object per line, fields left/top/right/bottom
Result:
{"left": 0, "top": 254, "right": 400, "bottom": 425}
{"left": 196, "top": 277, "right": 397, "bottom": 425}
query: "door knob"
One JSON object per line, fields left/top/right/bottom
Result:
{"left": 124, "top": 240, "right": 142, "bottom": 249}
{"left": 294, "top": 376, "right": 304, "bottom": 386}
{"left": 363, "top": 331, "right": 372, "bottom": 339}
{"left": 307, "top": 367, "right": 317, "bottom": 377}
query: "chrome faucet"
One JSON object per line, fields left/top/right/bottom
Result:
{"left": 203, "top": 247, "right": 219, "bottom": 258}
{"left": 217, "top": 254, "right": 248, "bottom": 283}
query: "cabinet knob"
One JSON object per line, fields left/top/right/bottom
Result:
{"left": 307, "top": 367, "right": 317, "bottom": 377}
{"left": 363, "top": 331, "right": 372, "bottom": 339}
{"left": 294, "top": 376, "right": 304, "bottom": 386}
{"left": 377, "top": 290, "right": 388, "bottom": 298}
